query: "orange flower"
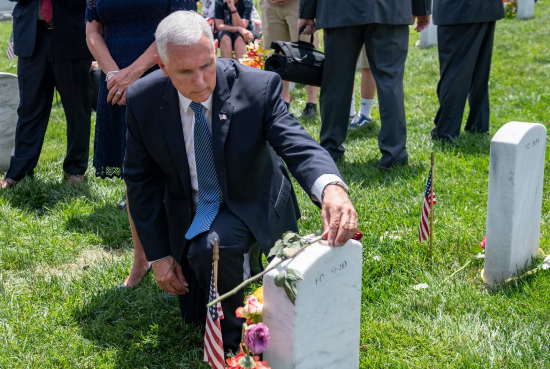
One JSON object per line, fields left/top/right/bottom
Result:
{"left": 225, "top": 346, "right": 247, "bottom": 368}
{"left": 252, "top": 286, "right": 263, "bottom": 304}
{"left": 253, "top": 356, "right": 271, "bottom": 369}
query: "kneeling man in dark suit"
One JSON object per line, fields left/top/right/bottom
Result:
{"left": 124, "top": 11, "right": 358, "bottom": 352}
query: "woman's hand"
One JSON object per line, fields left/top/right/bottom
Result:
{"left": 106, "top": 67, "right": 141, "bottom": 106}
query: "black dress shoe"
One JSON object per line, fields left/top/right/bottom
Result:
{"left": 0, "top": 178, "right": 18, "bottom": 189}
{"left": 300, "top": 103, "right": 317, "bottom": 119}
{"left": 378, "top": 158, "right": 408, "bottom": 172}
{"left": 430, "top": 129, "right": 455, "bottom": 142}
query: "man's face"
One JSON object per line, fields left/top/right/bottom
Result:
{"left": 157, "top": 36, "right": 217, "bottom": 103}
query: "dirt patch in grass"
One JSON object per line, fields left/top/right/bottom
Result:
{"left": 36, "top": 248, "right": 127, "bottom": 281}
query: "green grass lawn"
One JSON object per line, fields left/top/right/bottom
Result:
{"left": 1, "top": 3, "right": 550, "bottom": 367}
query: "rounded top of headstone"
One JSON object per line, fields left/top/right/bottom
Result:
{"left": 266, "top": 239, "right": 362, "bottom": 277}
{"left": 0, "top": 72, "right": 17, "bottom": 79}
{"left": 492, "top": 122, "right": 547, "bottom": 144}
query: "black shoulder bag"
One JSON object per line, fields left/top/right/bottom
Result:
{"left": 264, "top": 27, "right": 324, "bottom": 87}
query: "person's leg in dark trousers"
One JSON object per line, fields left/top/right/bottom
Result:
{"left": 6, "top": 26, "right": 54, "bottom": 180}
{"left": 319, "top": 25, "right": 364, "bottom": 161}
{"left": 464, "top": 22, "right": 496, "bottom": 134}
{"left": 364, "top": 24, "right": 409, "bottom": 166}
{"left": 433, "top": 23, "right": 488, "bottom": 140}
{"left": 177, "top": 205, "right": 255, "bottom": 353}
{"left": 53, "top": 54, "right": 92, "bottom": 176}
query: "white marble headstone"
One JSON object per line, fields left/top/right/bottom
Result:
{"left": 484, "top": 122, "right": 547, "bottom": 285}
{"left": 517, "top": 0, "right": 535, "bottom": 19}
{"left": 420, "top": 21, "right": 438, "bottom": 49}
{"left": 263, "top": 238, "right": 363, "bottom": 369}
{"left": 0, "top": 73, "right": 19, "bottom": 171}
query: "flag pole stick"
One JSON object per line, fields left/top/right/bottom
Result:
{"left": 213, "top": 238, "right": 219, "bottom": 291}
{"left": 429, "top": 152, "right": 435, "bottom": 259}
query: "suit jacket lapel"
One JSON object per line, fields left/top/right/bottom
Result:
{"left": 211, "top": 61, "right": 233, "bottom": 194}
{"left": 161, "top": 78, "right": 192, "bottom": 199}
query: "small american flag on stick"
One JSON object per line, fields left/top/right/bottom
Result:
{"left": 418, "top": 167, "right": 436, "bottom": 242}
{"left": 6, "top": 31, "right": 15, "bottom": 60}
{"left": 204, "top": 239, "right": 225, "bottom": 369}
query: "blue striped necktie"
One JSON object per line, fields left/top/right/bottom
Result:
{"left": 185, "top": 102, "right": 221, "bottom": 240}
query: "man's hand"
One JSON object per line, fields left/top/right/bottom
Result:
{"left": 240, "top": 28, "right": 254, "bottom": 43}
{"left": 413, "top": 15, "right": 431, "bottom": 32}
{"left": 152, "top": 256, "right": 189, "bottom": 295}
{"left": 321, "top": 184, "right": 358, "bottom": 247}
{"left": 298, "top": 18, "right": 316, "bottom": 35}
{"left": 269, "top": 0, "right": 288, "bottom": 4}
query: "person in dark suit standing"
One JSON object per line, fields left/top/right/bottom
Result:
{"left": 1, "top": 0, "right": 92, "bottom": 189}
{"left": 298, "top": 0, "right": 431, "bottom": 170}
{"left": 124, "top": 11, "right": 358, "bottom": 351}
{"left": 431, "top": 0, "right": 504, "bottom": 141}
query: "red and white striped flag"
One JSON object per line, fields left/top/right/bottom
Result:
{"left": 418, "top": 168, "right": 436, "bottom": 242}
{"left": 204, "top": 265, "right": 225, "bottom": 369}
{"left": 6, "top": 40, "right": 15, "bottom": 60}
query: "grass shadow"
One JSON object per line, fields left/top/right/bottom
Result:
{"left": 72, "top": 282, "right": 209, "bottom": 369}
{"left": 64, "top": 203, "right": 132, "bottom": 248}
{"left": 338, "top": 157, "right": 424, "bottom": 185}
{"left": 0, "top": 176, "right": 94, "bottom": 215}
{"left": 433, "top": 132, "right": 492, "bottom": 158}
{"left": 345, "top": 121, "right": 380, "bottom": 141}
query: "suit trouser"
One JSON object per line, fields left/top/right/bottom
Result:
{"left": 320, "top": 24, "right": 409, "bottom": 164}
{"left": 432, "top": 22, "right": 496, "bottom": 140}
{"left": 178, "top": 204, "right": 254, "bottom": 353}
{"left": 7, "top": 24, "right": 92, "bottom": 181}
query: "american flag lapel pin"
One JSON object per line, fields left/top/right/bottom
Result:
{"left": 219, "top": 113, "right": 227, "bottom": 120}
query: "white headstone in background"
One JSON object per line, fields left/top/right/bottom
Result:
{"left": 517, "top": 0, "right": 535, "bottom": 19}
{"left": 484, "top": 122, "right": 547, "bottom": 285}
{"left": 263, "top": 238, "right": 363, "bottom": 369}
{"left": 420, "top": 21, "right": 438, "bottom": 49}
{"left": 0, "top": 73, "right": 19, "bottom": 171}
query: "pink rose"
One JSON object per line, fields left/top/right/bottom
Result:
{"left": 244, "top": 323, "right": 270, "bottom": 354}
{"left": 244, "top": 295, "right": 263, "bottom": 315}
{"left": 480, "top": 236, "right": 486, "bottom": 249}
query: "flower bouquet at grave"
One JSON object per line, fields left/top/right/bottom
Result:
{"left": 239, "top": 40, "right": 271, "bottom": 70}
{"left": 225, "top": 287, "right": 271, "bottom": 369}
{"left": 503, "top": 0, "right": 517, "bottom": 18}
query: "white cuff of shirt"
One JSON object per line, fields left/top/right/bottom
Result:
{"left": 311, "top": 174, "right": 348, "bottom": 204}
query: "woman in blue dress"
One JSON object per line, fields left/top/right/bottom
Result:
{"left": 86, "top": 0, "right": 197, "bottom": 288}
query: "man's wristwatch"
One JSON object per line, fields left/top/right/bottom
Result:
{"left": 322, "top": 181, "right": 349, "bottom": 201}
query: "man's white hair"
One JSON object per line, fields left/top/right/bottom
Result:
{"left": 156, "top": 11, "right": 215, "bottom": 62}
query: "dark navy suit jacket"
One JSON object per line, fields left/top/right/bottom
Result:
{"left": 299, "top": 0, "right": 431, "bottom": 29}
{"left": 433, "top": 0, "right": 504, "bottom": 25}
{"left": 124, "top": 59, "right": 341, "bottom": 263}
{"left": 11, "top": 0, "right": 90, "bottom": 58}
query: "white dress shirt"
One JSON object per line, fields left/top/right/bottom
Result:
{"left": 177, "top": 92, "right": 347, "bottom": 208}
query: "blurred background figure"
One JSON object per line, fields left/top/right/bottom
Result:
{"left": 1, "top": 0, "right": 92, "bottom": 190}
{"left": 85, "top": 0, "right": 197, "bottom": 288}
{"left": 260, "top": 0, "right": 319, "bottom": 119}
{"left": 349, "top": 46, "right": 376, "bottom": 129}
{"left": 298, "top": 0, "right": 431, "bottom": 170}
{"left": 215, "top": 0, "right": 258, "bottom": 59}
{"left": 431, "top": 0, "right": 504, "bottom": 141}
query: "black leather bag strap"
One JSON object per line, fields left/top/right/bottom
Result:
{"left": 298, "top": 25, "right": 314, "bottom": 44}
